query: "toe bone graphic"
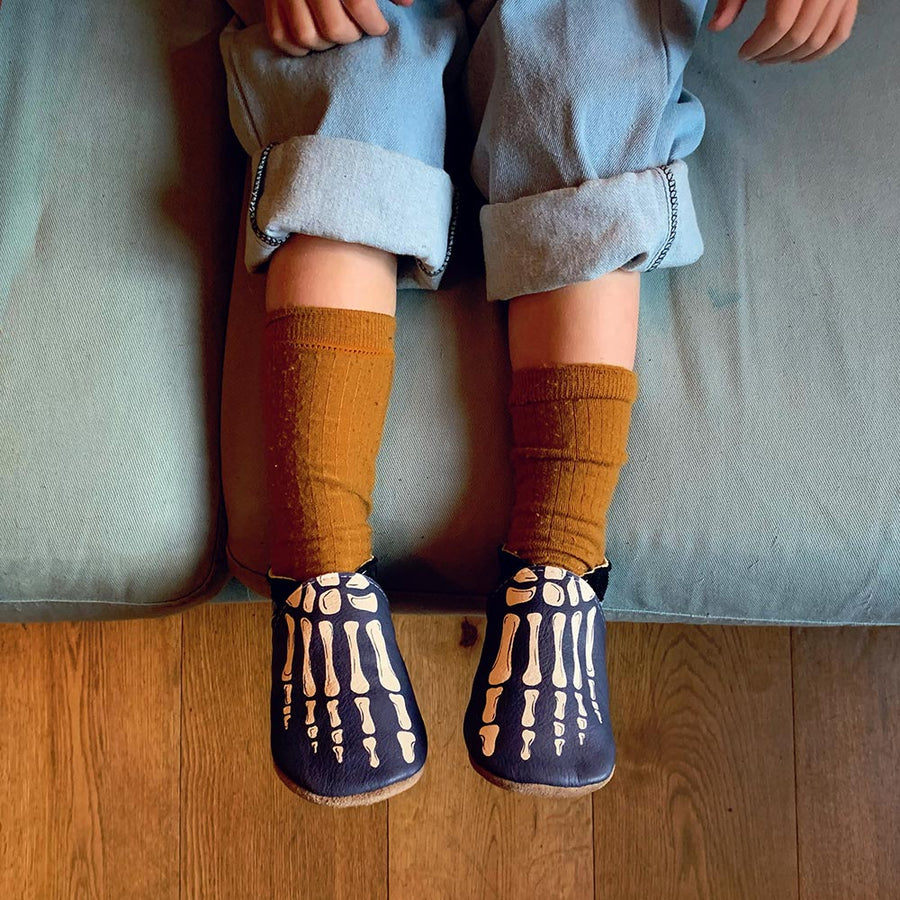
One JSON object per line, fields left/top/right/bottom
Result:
{"left": 522, "top": 613, "right": 542, "bottom": 686}
{"left": 344, "top": 621, "right": 370, "bottom": 694}
{"left": 362, "top": 736, "right": 380, "bottom": 768}
{"left": 488, "top": 614, "right": 519, "bottom": 685}
{"left": 551, "top": 613, "right": 567, "bottom": 688}
{"left": 521, "top": 689, "right": 539, "bottom": 727}
{"left": 366, "top": 620, "right": 402, "bottom": 692}
{"left": 389, "top": 693, "right": 412, "bottom": 730}
{"left": 396, "top": 731, "right": 416, "bottom": 763}
{"left": 355, "top": 696, "right": 376, "bottom": 734}
{"left": 482, "top": 687, "right": 503, "bottom": 724}
{"left": 284, "top": 584, "right": 427, "bottom": 769}
{"left": 318, "top": 621, "right": 340, "bottom": 697}
{"left": 474, "top": 569, "right": 611, "bottom": 763}
{"left": 479, "top": 724, "right": 500, "bottom": 756}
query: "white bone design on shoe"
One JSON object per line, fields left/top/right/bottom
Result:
{"left": 389, "top": 693, "right": 412, "bottom": 730}
{"left": 366, "top": 620, "right": 402, "bottom": 692}
{"left": 344, "top": 621, "right": 370, "bottom": 694}
{"left": 319, "top": 622, "right": 340, "bottom": 697}
{"left": 282, "top": 682, "right": 293, "bottom": 730}
{"left": 506, "top": 584, "right": 536, "bottom": 605}
{"left": 282, "top": 571, "right": 419, "bottom": 768}
{"left": 396, "top": 731, "right": 416, "bottom": 763}
{"left": 551, "top": 613, "right": 567, "bottom": 688}
{"left": 355, "top": 697, "right": 376, "bottom": 734}
{"left": 543, "top": 582, "right": 565, "bottom": 606}
{"left": 282, "top": 612, "right": 296, "bottom": 729}
{"left": 482, "top": 687, "right": 503, "bottom": 724}
{"left": 349, "top": 592, "right": 378, "bottom": 612}
{"left": 362, "top": 737, "right": 379, "bottom": 768}
{"left": 521, "top": 689, "right": 539, "bottom": 727}
{"left": 522, "top": 613, "right": 542, "bottom": 686}
{"left": 584, "top": 606, "right": 603, "bottom": 722}
{"left": 488, "top": 614, "right": 519, "bottom": 685}
{"left": 479, "top": 724, "right": 499, "bottom": 756}
{"left": 521, "top": 730, "right": 536, "bottom": 760}
{"left": 474, "top": 565, "right": 609, "bottom": 762}
{"left": 301, "top": 618, "right": 315, "bottom": 697}
{"left": 319, "top": 588, "right": 341, "bottom": 615}
{"left": 571, "top": 611, "right": 583, "bottom": 691}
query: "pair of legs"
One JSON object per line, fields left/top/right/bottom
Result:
{"left": 265, "top": 232, "right": 638, "bottom": 378}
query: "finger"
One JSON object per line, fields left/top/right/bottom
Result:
{"left": 340, "top": 0, "right": 391, "bottom": 36}
{"left": 791, "top": 0, "right": 856, "bottom": 62}
{"left": 266, "top": 0, "right": 312, "bottom": 55}
{"left": 707, "top": 0, "right": 748, "bottom": 31}
{"left": 760, "top": 0, "right": 844, "bottom": 62}
{"left": 738, "top": 0, "right": 803, "bottom": 61}
{"left": 307, "top": 0, "right": 365, "bottom": 45}
{"left": 753, "top": 0, "right": 835, "bottom": 63}
{"left": 280, "top": 0, "right": 335, "bottom": 52}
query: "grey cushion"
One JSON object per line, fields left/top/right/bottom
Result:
{"left": 0, "top": 0, "right": 240, "bottom": 619}
{"left": 2, "top": 0, "right": 898, "bottom": 624}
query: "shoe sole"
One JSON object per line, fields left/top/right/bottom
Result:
{"left": 273, "top": 761, "right": 425, "bottom": 808}
{"left": 468, "top": 756, "right": 615, "bottom": 798}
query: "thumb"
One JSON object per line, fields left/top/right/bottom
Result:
{"left": 707, "top": 0, "right": 746, "bottom": 30}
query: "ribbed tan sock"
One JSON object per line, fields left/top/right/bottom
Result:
{"left": 502, "top": 362, "right": 639, "bottom": 576}
{"left": 262, "top": 304, "right": 396, "bottom": 583}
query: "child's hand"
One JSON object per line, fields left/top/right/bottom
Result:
{"left": 707, "top": 0, "right": 857, "bottom": 64}
{"left": 265, "top": 0, "right": 413, "bottom": 56}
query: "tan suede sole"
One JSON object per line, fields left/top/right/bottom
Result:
{"left": 274, "top": 761, "right": 425, "bottom": 808}
{"left": 469, "top": 756, "right": 615, "bottom": 798}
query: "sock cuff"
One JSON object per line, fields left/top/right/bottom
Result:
{"left": 265, "top": 304, "right": 396, "bottom": 353}
{"left": 509, "top": 362, "right": 639, "bottom": 406}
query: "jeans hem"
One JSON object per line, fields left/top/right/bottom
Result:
{"left": 244, "top": 135, "right": 458, "bottom": 291}
{"left": 478, "top": 158, "right": 705, "bottom": 302}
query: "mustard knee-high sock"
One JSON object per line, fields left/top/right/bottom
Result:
{"left": 502, "top": 362, "right": 639, "bottom": 576}
{"left": 262, "top": 304, "right": 396, "bottom": 582}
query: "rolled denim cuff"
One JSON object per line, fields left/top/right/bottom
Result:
{"left": 245, "top": 136, "right": 458, "bottom": 292}
{"left": 479, "top": 158, "right": 704, "bottom": 302}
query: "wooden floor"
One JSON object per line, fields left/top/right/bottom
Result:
{"left": 1, "top": 603, "right": 898, "bottom": 899}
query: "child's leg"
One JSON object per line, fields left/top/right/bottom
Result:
{"left": 502, "top": 270, "right": 640, "bottom": 575}
{"left": 265, "top": 233, "right": 397, "bottom": 317}
{"left": 263, "top": 234, "right": 398, "bottom": 583}
{"left": 461, "top": 0, "right": 709, "bottom": 794}
{"left": 217, "top": 0, "right": 469, "bottom": 806}
{"left": 506, "top": 270, "right": 639, "bottom": 373}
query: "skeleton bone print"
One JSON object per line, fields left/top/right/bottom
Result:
{"left": 270, "top": 566, "right": 426, "bottom": 800}
{"left": 464, "top": 559, "right": 616, "bottom": 792}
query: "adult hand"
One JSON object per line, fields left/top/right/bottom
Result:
{"left": 707, "top": 0, "right": 858, "bottom": 64}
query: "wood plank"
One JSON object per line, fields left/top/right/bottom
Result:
{"left": 389, "top": 614, "right": 594, "bottom": 899}
{"left": 594, "top": 623, "right": 797, "bottom": 899}
{"left": 180, "top": 600, "right": 386, "bottom": 900}
{"left": 793, "top": 627, "right": 900, "bottom": 900}
{"left": 0, "top": 617, "right": 181, "bottom": 900}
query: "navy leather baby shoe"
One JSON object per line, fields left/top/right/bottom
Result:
{"left": 463, "top": 545, "right": 616, "bottom": 797}
{"left": 267, "top": 555, "right": 427, "bottom": 806}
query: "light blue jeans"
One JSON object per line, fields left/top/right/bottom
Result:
{"left": 219, "top": 0, "right": 708, "bottom": 302}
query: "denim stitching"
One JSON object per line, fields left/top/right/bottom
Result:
{"left": 647, "top": 164, "right": 678, "bottom": 271}
{"left": 248, "top": 141, "right": 288, "bottom": 249}
{"left": 416, "top": 183, "right": 460, "bottom": 278}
